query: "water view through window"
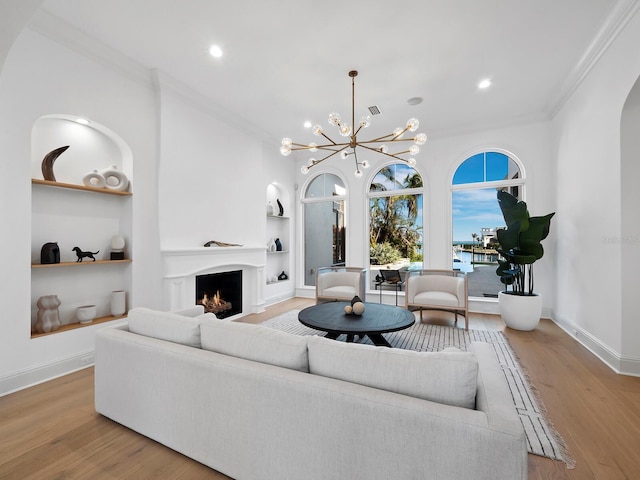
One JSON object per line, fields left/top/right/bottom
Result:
{"left": 452, "top": 152, "right": 523, "bottom": 297}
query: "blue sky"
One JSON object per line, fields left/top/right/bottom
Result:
{"left": 452, "top": 152, "right": 514, "bottom": 242}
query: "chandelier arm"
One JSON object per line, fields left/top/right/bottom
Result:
{"left": 311, "top": 146, "right": 349, "bottom": 167}
{"left": 291, "top": 142, "right": 349, "bottom": 151}
{"left": 392, "top": 127, "right": 410, "bottom": 141}
{"left": 320, "top": 132, "right": 338, "bottom": 145}
{"left": 358, "top": 144, "right": 411, "bottom": 162}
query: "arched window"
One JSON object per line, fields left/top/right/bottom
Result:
{"left": 451, "top": 151, "right": 524, "bottom": 297}
{"left": 368, "top": 163, "right": 423, "bottom": 274}
{"left": 301, "top": 173, "right": 347, "bottom": 286}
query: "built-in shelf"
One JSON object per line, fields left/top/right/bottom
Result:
{"left": 31, "top": 314, "right": 127, "bottom": 338}
{"left": 266, "top": 215, "right": 289, "bottom": 220}
{"left": 32, "top": 178, "right": 132, "bottom": 196}
{"left": 267, "top": 250, "right": 289, "bottom": 255}
{"left": 32, "top": 259, "right": 131, "bottom": 268}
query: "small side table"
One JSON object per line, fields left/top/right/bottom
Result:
{"left": 375, "top": 270, "right": 404, "bottom": 306}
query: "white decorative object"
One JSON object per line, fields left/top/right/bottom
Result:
{"left": 267, "top": 238, "right": 277, "bottom": 252}
{"left": 110, "top": 290, "right": 126, "bottom": 316}
{"left": 498, "top": 291, "right": 542, "bottom": 331}
{"left": 266, "top": 202, "right": 274, "bottom": 216}
{"left": 82, "top": 170, "right": 106, "bottom": 188}
{"left": 99, "top": 165, "right": 129, "bottom": 192}
{"left": 77, "top": 304, "right": 97, "bottom": 324}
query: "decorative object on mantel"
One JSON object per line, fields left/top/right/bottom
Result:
{"left": 76, "top": 304, "right": 97, "bottom": 324}
{"left": 203, "top": 240, "right": 244, "bottom": 247}
{"left": 72, "top": 246, "right": 99, "bottom": 262}
{"left": 266, "top": 201, "right": 274, "bottom": 216}
{"left": 280, "top": 70, "right": 427, "bottom": 177}
{"left": 267, "top": 238, "right": 276, "bottom": 252}
{"left": 275, "top": 238, "right": 282, "bottom": 251}
{"left": 278, "top": 271, "right": 288, "bottom": 281}
{"left": 276, "top": 198, "right": 284, "bottom": 216}
{"left": 40, "top": 242, "right": 60, "bottom": 264}
{"left": 35, "top": 295, "right": 61, "bottom": 333}
{"left": 110, "top": 234, "right": 125, "bottom": 260}
{"left": 82, "top": 169, "right": 107, "bottom": 188}
{"left": 110, "top": 290, "right": 126, "bottom": 316}
{"left": 99, "top": 165, "right": 129, "bottom": 192}
{"left": 41, "top": 145, "right": 70, "bottom": 181}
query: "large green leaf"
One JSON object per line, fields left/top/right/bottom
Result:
{"left": 497, "top": 190, "right": 530, "bottom": 231}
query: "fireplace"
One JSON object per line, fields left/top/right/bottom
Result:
{"left": 161, "top": 246, "right": 266, "bottom": 319}
{"left": 196, "top": 270, "right": 242, "bottom": 319}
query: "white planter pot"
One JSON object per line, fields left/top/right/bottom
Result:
{"left": 498, "top": 291, "right": 542, "bottom": 331}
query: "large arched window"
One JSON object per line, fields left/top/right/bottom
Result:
{"left": 451, "top": 151, "right": 524, "bottom": 298}
{"left": 368, "top": 163, "right": 423, "bottom": 275}
{"left": 301, "top": 173, "right": 347, "bottom": 286}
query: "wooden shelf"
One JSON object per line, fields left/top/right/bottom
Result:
{"left": 32, "top": 178, "right": 132, "bottom": 196}
{"left": 32, "top": 259, "right": 131, "bottom": 268}
{"left": 31, "top": 314, "right": 127, "bottom": 338}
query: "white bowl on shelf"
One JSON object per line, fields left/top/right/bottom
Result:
{"left": 77, "top": 305, "right": 97, "bottom": 324}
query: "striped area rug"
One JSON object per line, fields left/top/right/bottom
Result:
{"left": 262, "top": 310, "right": 574, "bottom": 468}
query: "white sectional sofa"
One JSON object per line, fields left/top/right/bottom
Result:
{"left": 94, "top": 307, "right": 527, "bottom": 480}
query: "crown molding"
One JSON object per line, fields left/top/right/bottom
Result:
{"left": 27, "top": 9, "right": 153, "bottom": 89}
{"left": 547, "top": 0, "right": 640, "bottom": 118}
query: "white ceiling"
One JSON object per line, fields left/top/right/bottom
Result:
{"left": 37, "top": 0, "right": 626, "bottom": 143}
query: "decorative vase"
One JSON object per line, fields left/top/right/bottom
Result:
{"left": 498, "top": 291, "right": 542, "bottom": 331}
{"left": 35, "top": 295, "right": 61, "bottom": 333}
{"left": 266, "top": 201, "right": 274, "bottom": 216}
{"left": 99, "top": 165, "right": 129, "bottom": 192}
{"left": 276, "top": 198, "right": 284, "bottom": 216}
{"left": 110, "top": 290, "right": 126, "bottom": 316}
{"left": 110, "top": 234, "right": 126, "bottom": 260}
{"left": 82, "top": 170, "right": 107, "bottom": 188}
{"left": 77, "top": 305, "right": 97, "bottom": 324}
{"left": 267, "top": 238, "right": 277, "bottom": 252}
{"left": 275, "top": 238, "right": 282, "bottom": 251}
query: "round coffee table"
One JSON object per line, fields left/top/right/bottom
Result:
{"left": 298, "top": 301, "right": 415, "bottom": 347}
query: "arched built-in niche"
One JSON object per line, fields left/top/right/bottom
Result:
{"left": 265, "top": 182, "right": 291, "bottom": 300}
{"left": 30, "top": 114, "right": 133, "bottom": 334}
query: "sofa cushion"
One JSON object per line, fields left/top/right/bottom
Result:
{"left": 200, "top": 320, "right": 309, "bottom": 372}
{"left": 307, "top": 336, "right": 478, "bottom": 409}
{"left": 127, "top": 307, "right": 213, "bottom": 348}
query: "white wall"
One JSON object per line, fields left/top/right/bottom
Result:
{"left": 552, "top": 9, "right": 640, "bottom": 374}
{"left": 0, "top": 24, "right": 160, "bottom": 394}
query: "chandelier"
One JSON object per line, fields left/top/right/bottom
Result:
{"left": 280, "top": 70, "right": 427, "bottom": 177}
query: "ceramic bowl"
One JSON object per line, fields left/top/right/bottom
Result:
{"left": 77, "top": 304, "right": 97, "bottom": 324}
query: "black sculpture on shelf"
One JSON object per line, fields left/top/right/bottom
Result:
{"left": 72, "top": 247, "right": 99, "bottom": 262}
{"left": 40, "top": 242, "right": 60, "bottom": 264}
{"left": 275, "top": 238, "right": 282, "bottom": 251}
{"left": 278, "top": 271, "right": 288, "bottom": 281}
{"left": 276, "top": 198, "right": 284, "bottom": 216}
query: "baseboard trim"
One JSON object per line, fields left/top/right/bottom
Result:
{"left": 553, "top": 317, "right": 640, "bottom": 377}
{"left": 0, "top": 350, "right": 95, "bottom": 397}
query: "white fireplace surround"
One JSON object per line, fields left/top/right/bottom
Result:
{"left": 162, "top": 246, "right": 266, "bottom": 319}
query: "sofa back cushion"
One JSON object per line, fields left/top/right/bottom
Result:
{"left": 200, "top": 320, "right": 309, "bottom": 373}
{"left": 307, "top": 336, "right": 478, "bottom": 409}
{"left": 127, "top": 307, "right": 214, "bottom": 348}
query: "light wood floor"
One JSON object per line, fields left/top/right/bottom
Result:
{"left": 1, "top": 297, "right": 639, "bottom": 479}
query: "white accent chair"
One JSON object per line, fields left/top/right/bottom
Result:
{"left": 316, "top": 267, "right": 367, "bottom": 304}
{"left": 406, "top": 269, "right": 469, "bottom": 330}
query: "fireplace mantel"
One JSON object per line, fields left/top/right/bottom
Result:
{"left": 161, "top": 246, "right": 266, "bottom": 317}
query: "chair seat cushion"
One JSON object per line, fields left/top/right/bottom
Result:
{"left": 321, "top": 286, "right": 356, "bottom": 297}
{"left": 413, "top": 291, "right": 460, "bottom": 307}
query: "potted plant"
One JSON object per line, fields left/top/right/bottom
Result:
{"left": 495, "top": 190, "right": 555, "bottom": 330}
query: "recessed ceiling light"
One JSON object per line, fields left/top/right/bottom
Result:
{"left": 209, "top": 45, "right": 223, "bottom": 58}
{"left": 303, "top": 121, "right": 312, "bottom": 128}
{"left": 478, "top": 79, "right": 492, "bottom": 89}
{"left": 407, "top": 97, "right": 423, "bottom": 106}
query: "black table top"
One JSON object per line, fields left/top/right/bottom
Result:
{"left": 298, "top": 301, "right": 415, "bottom": 336}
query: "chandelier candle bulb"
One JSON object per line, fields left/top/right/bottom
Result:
{"left": 281, "top": 70, "right": 427, "bottom": 177}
